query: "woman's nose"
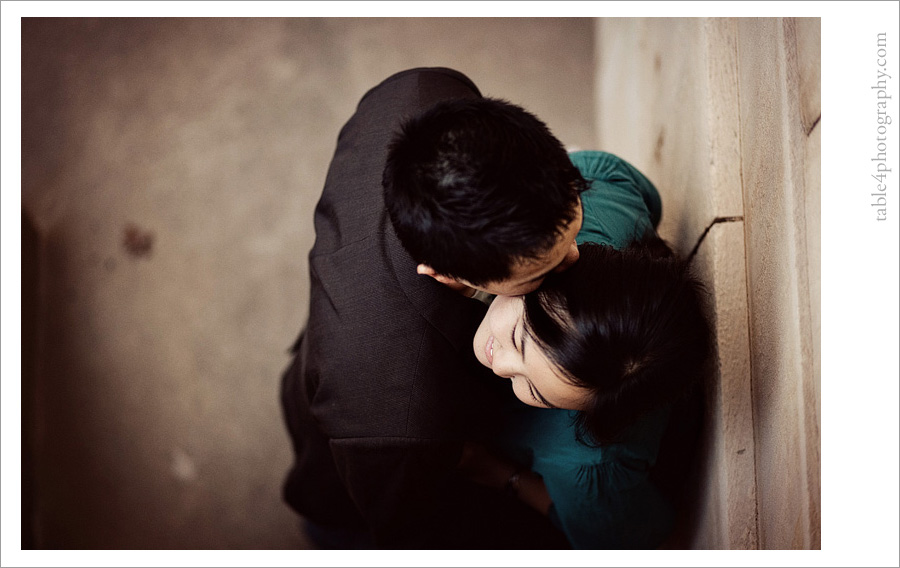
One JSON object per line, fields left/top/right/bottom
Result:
{"left": 490, "top": 348, "right": 515, "bottom": 378}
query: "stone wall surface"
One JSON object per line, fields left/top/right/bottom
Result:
{"left": 737, "top": 17, "right": 821, "bottom": 551}
{"left": 21, "top": 17, "right": 597, "bottom": 549}
{"left": 595, "top": 17, "right": 821, "bottom": 549}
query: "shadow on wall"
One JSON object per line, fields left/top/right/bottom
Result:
{"left": 22, "top": 210, "right": 39, "bottom": 549}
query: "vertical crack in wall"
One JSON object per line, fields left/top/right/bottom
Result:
{"left": 783, "top": 16, "right": 819, "bottom": 550}
{"left": 733, "top": 17, "right": 761, "bottom": 551}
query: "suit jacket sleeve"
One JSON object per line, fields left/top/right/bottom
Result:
{"left": 330, "top": 436, "right": 570, "bottom": 548}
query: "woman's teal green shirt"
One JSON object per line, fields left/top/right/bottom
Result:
{"left": 491, "top": 151, "right": 673, "bottom": 549}
{"left": 569, "top": 150, "right": 662, "bottom": 248}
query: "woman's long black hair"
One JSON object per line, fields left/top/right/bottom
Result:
{"left": 523, "top": 237, "right": 712, "bottom": 445}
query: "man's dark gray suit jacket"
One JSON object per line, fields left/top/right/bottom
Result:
{"left": 280, "top": 68, "right": 569, "bottom": 549}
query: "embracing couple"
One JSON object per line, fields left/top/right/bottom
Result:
{"left": 280, "top": 68, "right": 711, "bottom": 550}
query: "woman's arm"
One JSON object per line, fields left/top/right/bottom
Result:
{"left": 457, "top": 442, "right": 552, "bottom": 515}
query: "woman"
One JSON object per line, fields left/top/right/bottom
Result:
{"left": 461, "top": 239, "right": 711, "bottom": 549}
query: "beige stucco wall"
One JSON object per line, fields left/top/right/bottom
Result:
{"left": 594, "top": 17, "right": 821, "bottom": 549}
{"left": 20, "top": 18, "right": 599, "bottom": 549}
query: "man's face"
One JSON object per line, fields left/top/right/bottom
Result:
{"left": 462, "top": 202, "right": 584, "bottom": 296}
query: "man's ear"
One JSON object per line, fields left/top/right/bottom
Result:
{"left": 416, "top": 264, "right": 460, "bottom": 286}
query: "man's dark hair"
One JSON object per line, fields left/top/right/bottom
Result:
{"left": 383, "top": 97, "right": 587, "bottom": 286}
{"left": 523, "top": 239, "right": 712, "bottom": 445}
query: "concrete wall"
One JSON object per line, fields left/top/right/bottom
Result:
{"left": 595, "top": 17, "right": 821, "bottom": 549}
{"left": 20, "top": 17, "right": 597, "bottom": 549}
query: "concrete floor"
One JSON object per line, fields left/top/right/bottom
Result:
{"left": 21, "top": 17, "right": 597, "bottom": 549}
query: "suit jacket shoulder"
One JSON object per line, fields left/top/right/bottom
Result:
{"left": 299, "top": 68, "right": 493, "bottom": 441}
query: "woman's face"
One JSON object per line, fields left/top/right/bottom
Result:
{"left": 473, "top": 294, "right": 591, "bottom": 410}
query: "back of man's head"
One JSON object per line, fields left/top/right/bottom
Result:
{"left": 383, "top": 97, "right": 586, "bottom": 286}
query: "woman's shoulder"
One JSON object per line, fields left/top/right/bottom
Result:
{"left": 577, "top": 406, "right": 672, "bottom": 474}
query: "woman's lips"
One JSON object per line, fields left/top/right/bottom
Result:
{"left": 485, "top": 336, "right": 494, "bottom": 366}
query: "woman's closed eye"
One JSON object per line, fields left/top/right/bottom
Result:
{"left": 525, "top": 378, "right": 558, "bottom": 409}
{"left": 526, "top": 381, "right": 540, "bottom": 404}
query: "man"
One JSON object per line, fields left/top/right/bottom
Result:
{"left": 280, "top": 67, "right": 662, "bottom": 548}
{"left": 281, "top": 68, "right": 571, "bottom": 549}
{"left": 382, "top": 97, "right": 662, "bottom": 298}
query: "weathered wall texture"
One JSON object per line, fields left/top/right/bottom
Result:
{"left": 595, "top": 17, "right": 821, "bottom": 549}
{"left": 21, "top": 17, "right": 597, "bottom": 549}
{"left": 21, "top": 16, "right": 820, "bottom": 550}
